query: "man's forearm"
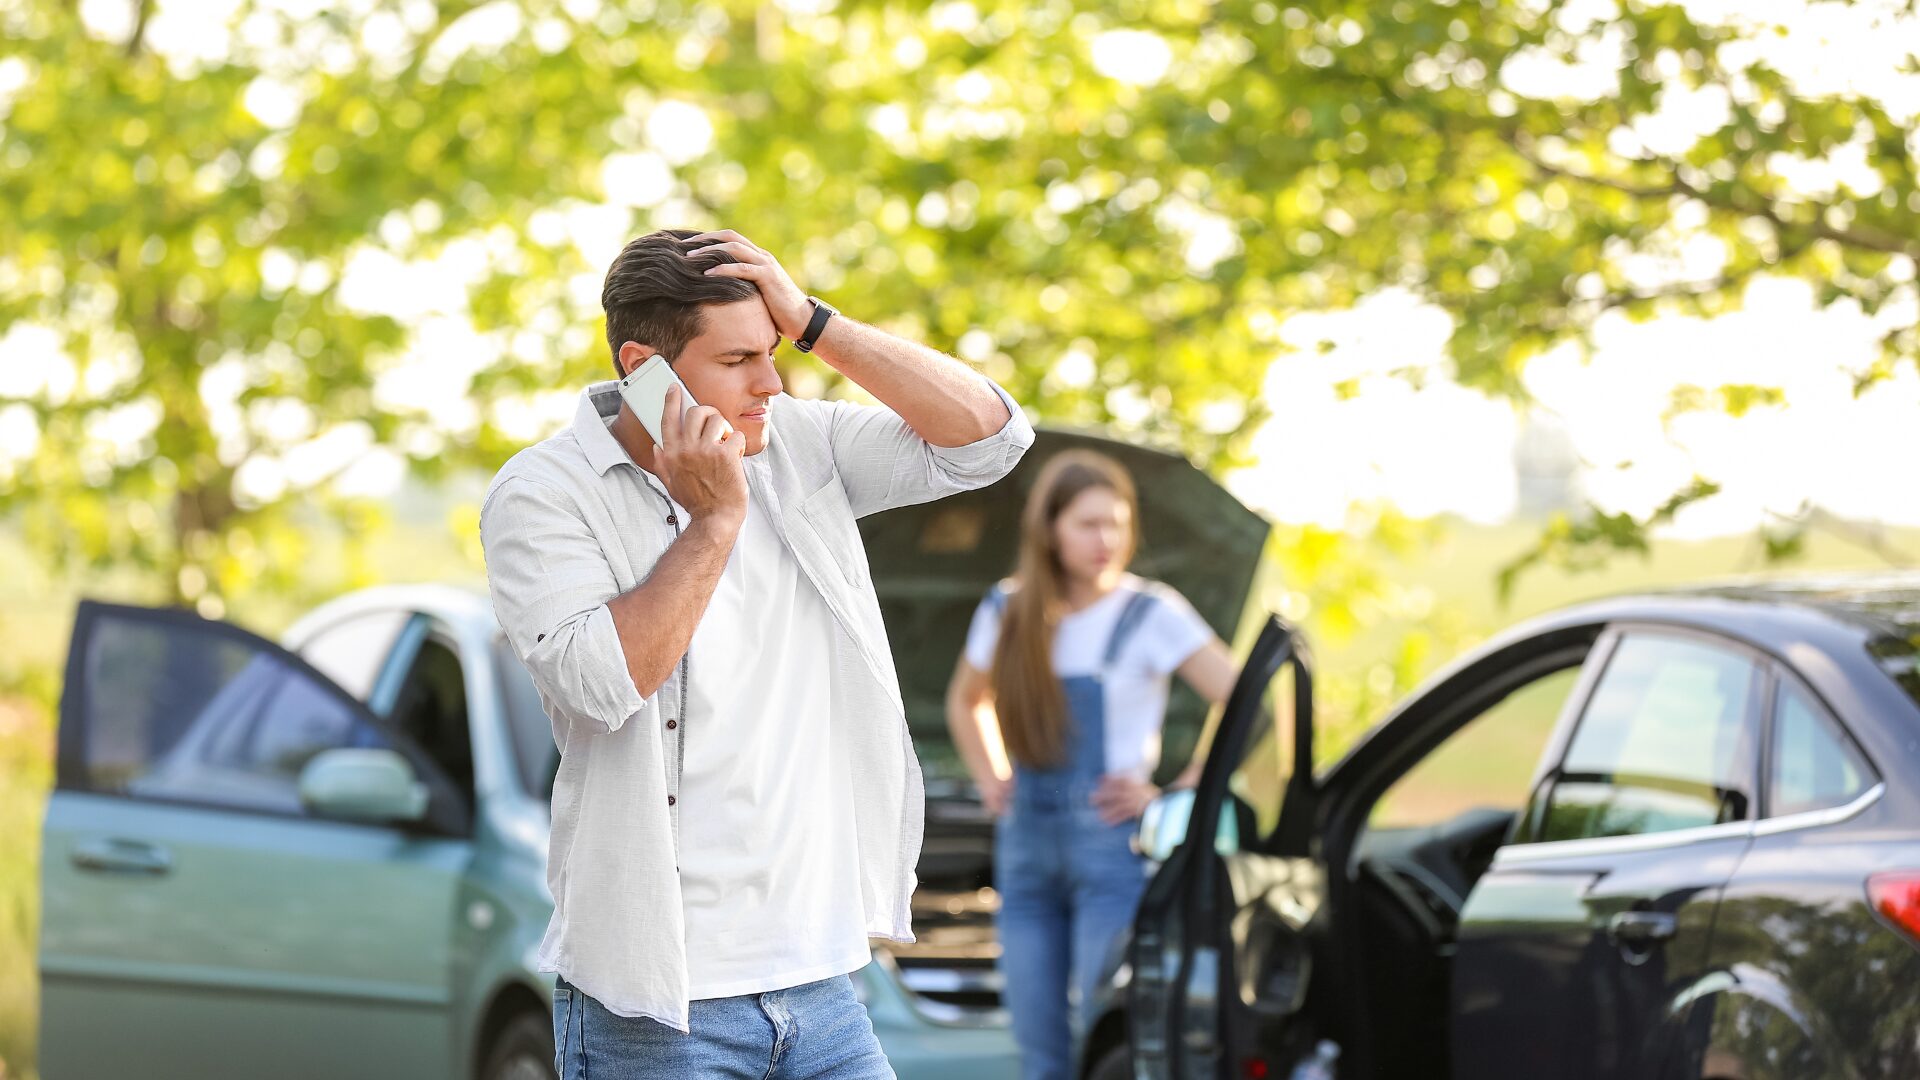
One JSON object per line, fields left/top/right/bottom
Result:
{"left": 605, "top": 517, "right": 738, "bottom": 699}
{"left": 809, "top": 316, "right": 1011, "bottom": 447}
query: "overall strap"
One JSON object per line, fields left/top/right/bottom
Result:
{"left": 1102, "top": 587, "right": 1159, "bottom": 668}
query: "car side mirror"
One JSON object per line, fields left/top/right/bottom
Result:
{"left": 1134, "top": 787, "right": 1241, "bottom": 863}
{"left": 299, "top": 748, "right": 430, "bottom": 825}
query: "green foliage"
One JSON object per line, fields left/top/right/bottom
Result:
{"left": 0, "top": 0, "right": 1914, "bottom": 610}
{"left": 1497, "top": 475, "right": 1723, "bottom": 601}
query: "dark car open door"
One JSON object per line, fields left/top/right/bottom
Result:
{"left": 1129, "top": 617, "right": 1325, "bottom": 1080}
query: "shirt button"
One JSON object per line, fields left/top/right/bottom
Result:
{"left": 666, "top": 513, "right": 678, "bottom": 526}
{"left": 667, "top": 795, "right": 676, "bottom": 806}
{"left": 666, "top": 719, "right": 677, "bottom": 730}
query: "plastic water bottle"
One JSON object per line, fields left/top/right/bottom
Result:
{"left": 1288, "top": 1040, "right": 1340, "bottom": 1080}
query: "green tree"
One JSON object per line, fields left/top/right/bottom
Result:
{"left": 1, "top": 0, "right": 1913, "bottom": 611}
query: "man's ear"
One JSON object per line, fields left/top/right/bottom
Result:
{"left": 616, "top": 340, "right": 657, "bottom": 377}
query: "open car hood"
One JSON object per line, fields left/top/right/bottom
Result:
{"left": 858, "top": 427, "right": 1271, "bottom": 784}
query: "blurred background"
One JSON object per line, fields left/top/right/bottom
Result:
{"left": 2, "top": 0, "right": 1918, "bottom": 1073}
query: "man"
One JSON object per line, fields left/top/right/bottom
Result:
{"left": 480, "top": 227, "right": 1033, "bottom": 1078}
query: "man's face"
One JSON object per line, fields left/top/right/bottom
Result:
{"left": 628, "top": 299, "right": 785, "bottom": 457}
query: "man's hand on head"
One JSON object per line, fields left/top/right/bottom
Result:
{"left": 684, "top": 230, "right": 814, "bottom": 342}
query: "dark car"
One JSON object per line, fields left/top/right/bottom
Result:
{"left": 1093, "top": 575, "right": 1920, "bottom": 1080}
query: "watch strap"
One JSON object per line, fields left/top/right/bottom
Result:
{"left": 795, "top": 297, "right": 837, "bottom": 353}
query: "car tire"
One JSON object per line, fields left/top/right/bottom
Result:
{"left": 481, "top": 1011, "right": 556, "bottom": 1080}
{"left": 1087, "top": 1042, "right": 1131, "bottom": 1080}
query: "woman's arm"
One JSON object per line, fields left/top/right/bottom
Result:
{"left": 944, "top": 655, "right": 1013, "bottom": 814}
{"left": 1169, "top": 638, "right": 1238, "bottom": 789}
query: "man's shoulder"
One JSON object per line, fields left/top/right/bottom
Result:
{"left": 482, "top": 428, "right": 593, "bottom": 514}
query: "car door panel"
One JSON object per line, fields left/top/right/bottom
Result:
{"left": 39, "top": 600, "right": 470, "bottom": 1079}
{"left": 1131, "top": 617, "right": 1325, "bottom": 1080}
{"left": 1454, "top": 627, "right": 1764, "bottom": 1080}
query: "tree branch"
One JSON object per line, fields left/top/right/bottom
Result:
{"left": 1506, "top": 132, "right": 1920, "bottom": 262}
{"left": 125, "top": 0, "right": 152, "bottom": 56}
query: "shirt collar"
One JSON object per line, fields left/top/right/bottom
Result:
{"left": 574, "top": 381, "right": 632, "bottom": 476}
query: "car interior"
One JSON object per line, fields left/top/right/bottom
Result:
{"left": 386, "top": 633, "right": 476, "bottom": 811}
{"left": 1336, "top": 659, "right": 1589, "bottom": 1078}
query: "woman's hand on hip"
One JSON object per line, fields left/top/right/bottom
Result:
{"left": 979, "top": 773, "right": 1013, "bottom": 817}
{"left": 1091, "top": 773, "right": 1159, "bottom": 826}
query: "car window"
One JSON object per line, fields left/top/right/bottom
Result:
{"left": 1370, "top": 665, "right": 1581, "bottom": 830}
{"left": 1196, "top": 657, "right": 1306, "bottom": 852}
{"left": 495, "top": 636, "right": 560, "bottom": 798}
{"left": 386, "top": 631, "right": 475, "bottom": 808}
{"left": 295, "top": 609, "right": 411, "bottom": 701}
{"left": 79, "top": 613, "right": 398, "bottom": 816}
{"left": 1525, "top": 633, "right": 1759, "bottom": 844}
{"left": 1770, "top": 680, "right": 1873, "bottom": 817}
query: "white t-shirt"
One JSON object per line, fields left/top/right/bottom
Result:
{"left": 963, "top": 574, "right": 1215, "bottom": 780}
{"left": 673, "top": 489, "right": 870, "bottom": 1000}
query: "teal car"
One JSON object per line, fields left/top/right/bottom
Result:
{"left": 38, "top": 583, "right": 1018, "bottom": 1079}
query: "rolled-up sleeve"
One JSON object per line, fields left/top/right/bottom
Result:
{"left": 813, "top": 378, "right": 1036, "bottom": 518}
{"left": 480, "top": 475, "right": 646, "bottom": 741}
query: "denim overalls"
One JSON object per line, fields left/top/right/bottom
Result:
{"left": 989, "top": 586, "right": 1160, "bottom": 1080}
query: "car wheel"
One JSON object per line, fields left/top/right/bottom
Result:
{"left": 1086, "top": 1042, "right": 1131, "bottom": 1080}
{"left": 481, "top": 1011, "right": 556, "bottom": 1080}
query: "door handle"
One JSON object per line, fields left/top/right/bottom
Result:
{"left": 1607, "top": 910, "right": 1677, "bottom": 946}
{"left": 71, "top": 837, "right": 173, "bottom": 876}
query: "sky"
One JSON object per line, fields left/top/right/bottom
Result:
{"left": 3, "top": 0, "right": 1919, "bottom": 539}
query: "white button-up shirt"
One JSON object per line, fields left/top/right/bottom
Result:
{"left": 479, "top": 378, "right": 1033, "bottom": 1030}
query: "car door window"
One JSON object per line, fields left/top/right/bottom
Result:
{"left": 75, "top": 608, "right": 401, "bottom": 817}
{"left": 1524, "top": 633, "right": 1759, "bottom": 844}
{"left": 295, "top": 609, "right": 410, "bottom": 701}
{"left": 385, "top": 630, "right": 475, "bottom": 808}
{"left": 1769, "top": 680, "right": 1874, "bottom": 817}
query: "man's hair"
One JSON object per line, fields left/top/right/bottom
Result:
{"left": 601, "top": 229, "right": 757, "bottom": 377}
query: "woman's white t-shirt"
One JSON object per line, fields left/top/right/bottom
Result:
{"left": 963, "top": 574, "right": 1215, "bottom": 780}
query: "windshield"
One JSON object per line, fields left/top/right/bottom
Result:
{"left": 494, "top": 636, "right": 560, "bottom": 799}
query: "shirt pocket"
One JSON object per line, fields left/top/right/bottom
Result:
{"left": 799, "top": 476, "right": 870, "bottom": 590}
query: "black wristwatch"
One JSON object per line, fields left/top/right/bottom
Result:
{"left": 794, "top": 297, "right": 837, "bottom": 354}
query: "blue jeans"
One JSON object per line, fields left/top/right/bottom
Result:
{"left": 552, "top": 974, "right": 895, "bottom": 1079}
{"left": 995, "top": 801, "right": 1150, "bottom": 1080}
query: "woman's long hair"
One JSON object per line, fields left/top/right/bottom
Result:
{"left": 990, "top": 450, "right": 1139, "bottom": 769}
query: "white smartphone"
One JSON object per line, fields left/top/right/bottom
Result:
{"left": 618, "top": 354, "right": 699, "bottom": 446}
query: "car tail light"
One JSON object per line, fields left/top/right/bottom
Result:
{"left": 1241, "top": 1059, "right": 1270, "bottom": 1080}
{"left": 1868, "top": 872, "right": 1920, "bottom": 943}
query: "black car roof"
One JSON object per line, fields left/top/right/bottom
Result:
{"left": 1512, "top": 568, "right": 1920, "bottom": 641}
{"left": 1674, "top": 572, "right": 1920, "bottom": 637}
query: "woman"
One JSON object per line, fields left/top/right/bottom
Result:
{"left": 945, "top": 450, "right": 1238, "bottom": 1080}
